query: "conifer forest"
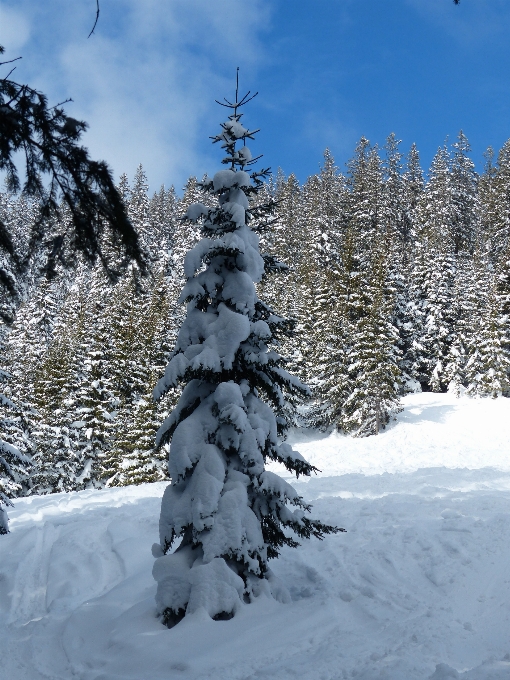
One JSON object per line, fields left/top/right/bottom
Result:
{"left": 1, "top": 131, "right": 510, "bottom": 505}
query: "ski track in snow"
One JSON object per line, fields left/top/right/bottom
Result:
{"left": 1, "top": 393, "right": 510, "bottom": 679}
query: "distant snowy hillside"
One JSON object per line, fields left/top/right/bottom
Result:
{"left": 1, "top": 393, "right": 510, "bottom": 680}
{"left": 279, "top": 391, "right": 510, "bottom": 478}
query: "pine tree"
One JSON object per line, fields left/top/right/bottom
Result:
{"left": 412, "top": 146, "right": 456, "bottom": 391}
{"left": 303, "top": 151, "right": 349, "bottom": 395}
{"left": 402, "top": 143, "right": 424, "bottom": 266}
{"left": 0, "top": 195, "right": 54, "bottom": 519}
{"left": 256, "top": 170, "right": 302, "bottom": 338}
{"left": 104, "top": 268, "right": 174, "bottom": 486}
{"left": 382, "top": 136, "right": 420, "bottom": 392}
{"left": 150, "top": 184, "right": 178, "bottom": 261}
{"left": 347, "top": 138, "right": 385, "bottom": 260}
{"left": 312, "top": 223, "right": 358, "bottom": 430}
{"left": 450, "top": 131, "right": 478, "bottom": 255}
{"left": 341, "top": 249, "right": 403, "bottom": 436}
{"left": 442, "top": 252, "right": 473, "bottom": 393}
{"left": 151, "top": 85, "right": 342, "bottom": 627}
{"left": 383, "top": 133, "right": 406, "bottom": 260}
{"left": 8, "top": 265, "right": 89, "bottom": 494}
{"left": 0, "top": 366, "right": 32, "bottom": 533}
{"left": 25, "top": 260, "right": 127, "bottom": 493}
{"left": 69, "top": 271, "right": 119, "bottom": 486}
{"left": 464, "top": 248, "right": 510, "bottom": 397}
{"left": 129, "top": 165, "right": 154, "bottom": 257}
{"left": 496, "top": 239, "right": 510, "bottom": 375}
{"left": 480, "top": 141, "right": 510, "bottom": 264}
{"left": 0, "top": 191, "right": 39, "bottom": 325}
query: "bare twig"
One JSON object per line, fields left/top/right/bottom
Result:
{"left": 0, "top": 56, "right": 22, "bottom": 67}
{"left": 2, "top": 67, "right": 17, "bottom": 81}
{"left": 49, "top": 98, "right": 73, "bottom": 112}
{"left": 88, "top": 0, "right": 100, "bottom": 38}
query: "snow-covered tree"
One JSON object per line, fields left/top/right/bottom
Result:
{"left": 341, "top": 248, "right": 403, "bottom": 436}
{"left": 442, "top": 252, "right": 473, "bottom": 394}
{"left": 312, "top": 224, "right": 359, "bottom": 430}
{"left": 151, "top": 85, "right": 342, "bottom": 627}
{"left": 0, "top": 366, "right": 32, "bottom": 533}
{"left": 411, "top": 146, "right": 457, "bottom": 391}
{"left": 450, "top": 131, "right": 478, "bottom": 255}
{"left": 104, "top": 269, "right": 174, "bottom": 486}
{"left": 464, "top": 248, "right": 510, "bottom": 397}
{"left": 480, "top": 142, "right": 510, "bottom": 264}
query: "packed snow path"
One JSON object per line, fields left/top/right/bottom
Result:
{"left": 1, "top": 393, "right": 510, "bottom": 680}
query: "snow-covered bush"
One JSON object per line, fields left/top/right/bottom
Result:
{"left": 151, "top": 85, "right": 342, "bottom": 626}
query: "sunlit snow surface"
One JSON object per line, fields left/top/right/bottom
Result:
{"left": 2, "top": 393, "right": 510, "bottom": 679}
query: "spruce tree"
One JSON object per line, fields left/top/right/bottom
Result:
{"left": 312, "top": 224, "right": 358, "bottom": 430}
{"left": 151, "top": 85, "right": 342, "bottom": 627}
{"left": 341, "top": 249, "right": 403, "bottom": 436}
{"left": 304, "top": 150, "right": 349, "bottom": 398}
{"left": 450, "top": 131, "right": 478, "bottom": 255}
{"left": 104, "top": 268, "right": 174, "bottom": 486}
{"left": 413, "top": 146, "right": 456, "bottom": 391}
{"left": 480, "top": 141, "right": 510, "bottom": 264}
{"left": 0, "top": 367, "right": 32, "bottom": 533}
{"left": 464, "top": 248, "right": 510, "bottom": 397}
{"left": 383, "top": 136, "right": 419, "bottom": 392}
{"left": 442, "top": 252, "right": 473, "bottom": 393}
{"left": 383, "top": 133, "right": 406, "bottom": 261}
{"left": 17, "top": 268, "right": 90, "bottom": 494}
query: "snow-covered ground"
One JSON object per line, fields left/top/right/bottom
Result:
{"left": 2, "top": 392, "right": 510, "bottom": 680}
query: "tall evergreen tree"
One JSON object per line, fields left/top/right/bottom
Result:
{"left": 312, "top": 224, "right": 358, "bottom": 429}
{"left": 151, "top": 86, "right": 341, "bottom": 627}
{"left": 412, "top": 146, "right": 456, "bottom": 391}
{"left": 450, "top": 131, "right": 478, "bottom": 255}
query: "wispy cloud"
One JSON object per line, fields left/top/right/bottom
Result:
{"left": 1, "top": 0, "right": 271, "bottom": 191}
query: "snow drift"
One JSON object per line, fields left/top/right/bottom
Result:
{"left": 1, "top": 392, "right": 510, "bottom": 679}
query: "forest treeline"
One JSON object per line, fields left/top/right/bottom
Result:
{"left": 1, "top": 131, "right": 510, "bottom": 501}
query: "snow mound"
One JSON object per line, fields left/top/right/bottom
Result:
{"left": 1, "top": 393, "right": 510, "bottom": 679}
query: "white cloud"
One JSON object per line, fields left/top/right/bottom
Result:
{"left": 1, "top": 0, "right": 271, "bottom": 191}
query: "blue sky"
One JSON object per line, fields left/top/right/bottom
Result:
{"left": 1, "top": 0, "right": 510, "bottom": 193}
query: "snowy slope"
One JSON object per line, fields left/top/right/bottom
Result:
{"left": 282, "top": 392, "right": 510, "bottom": 478}
{"left": 1, "top": 393, "right": 510, "bottom": 680}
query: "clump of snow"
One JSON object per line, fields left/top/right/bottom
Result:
{"left": 2, "top": 393, "right": 510, "bottom": 679}
{"left": 213, "top": 169, "right": 236, "bottom": 192}
{"left": 235, "top": 148, "right": 252, "bottom": 164}
{"left": 223, "top": 119, "right": 248, "bottom": 139}
{"left": 185, "top": 203, "right": 209, "bottom": 222}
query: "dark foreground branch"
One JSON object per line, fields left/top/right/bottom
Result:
{"left": 0, "top": 44, "right": 146, "bottom": 319}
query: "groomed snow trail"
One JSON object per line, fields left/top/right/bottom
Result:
{"left": 1, "top": 393, "right": 510, "bottom": 680}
